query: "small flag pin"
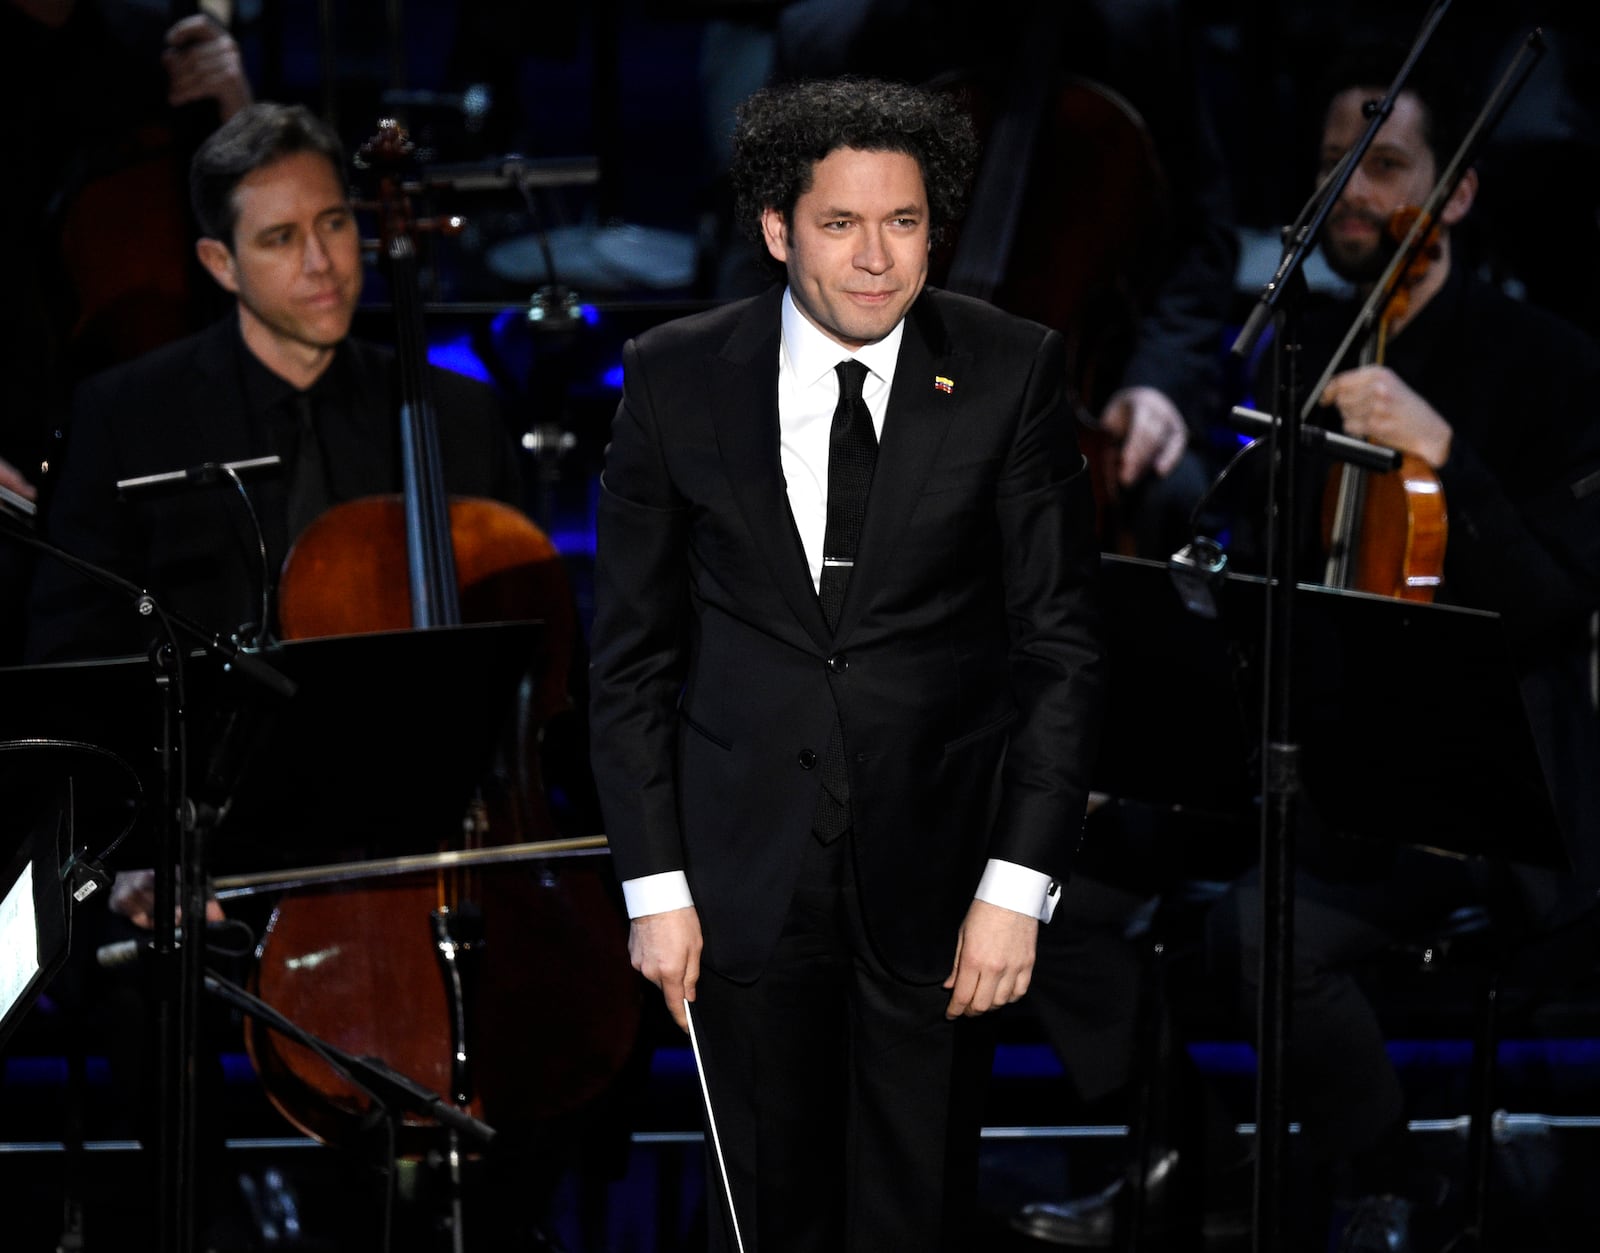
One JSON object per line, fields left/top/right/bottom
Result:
{"left": 933, "top": 375, "right": 954, "bottom": 394}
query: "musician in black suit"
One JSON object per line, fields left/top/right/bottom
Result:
{"left": 588, "top": 79, "right": 1106, "bottom": 1252}
{"left": 17, "top": 100, "right": 537, "bottom": 1251}
{"left": 26, "top": 101, "right": 518, "bottom": 663}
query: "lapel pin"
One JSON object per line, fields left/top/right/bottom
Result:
{"left": 933, "top": 375, "right": 954, "bottom": 394}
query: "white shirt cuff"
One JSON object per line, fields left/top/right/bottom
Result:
{"left": 621, "top": 870, "right": 695, "bottom": 919}
{"left": 974, "top": 858, "right": 1060, "bottom": 923}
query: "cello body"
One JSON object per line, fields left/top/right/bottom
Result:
{"left": 1320, "top": 450, "right": 1447, "bottom": 603}
{"left": 248, "top": 498, "right": 639, "bottom": 1152}
{"left": 244, "top": 120, "right": 638, "bottom": 1155}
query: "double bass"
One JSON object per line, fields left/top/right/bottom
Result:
{"left": 243, "top": 121, "right": 638, "bottom": 1157}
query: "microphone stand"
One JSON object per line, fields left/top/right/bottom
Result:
{"left": 1227, "top": 3, "right": 1451, "bottom": 1245}
{"left": 203, "top": 971, "right": 498, "bottom": 1148}
{"left": 0, "top": 512, "right": 293, "bottom": 1253}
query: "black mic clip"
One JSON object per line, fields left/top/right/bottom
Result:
{"left": 63, "top": 850, "right": 113, "bottom": 905}
{"left": 1169, "top": 536, "right": 1229, "bottom": 620}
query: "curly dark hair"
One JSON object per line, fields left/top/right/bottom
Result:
{"left": 730, "top": 77, "right": 978, "bottom": 252}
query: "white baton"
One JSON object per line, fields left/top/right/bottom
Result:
{"left": 685, "top": 998, "right": 747, "bottom": 1253}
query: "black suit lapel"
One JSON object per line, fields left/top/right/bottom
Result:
{"left": 712, "top": 290, "right": 832, "bottom": 650}
{"left": 835, "top": 294, "right": 967, "bottom": 642}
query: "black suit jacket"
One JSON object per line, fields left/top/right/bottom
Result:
{"left": 589, "top": 286, "right": 1106, "bottom": 982}
{"left": 26, "top": 316, "right": 520, "bottom": 662}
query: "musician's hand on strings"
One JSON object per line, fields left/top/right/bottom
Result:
{"left": 163, "top": 15, "right": 253, "bottom": 121}
{"left": 1098, "top": 386, "right": 1189, "bottom": 486}
{"left": 943, "top": 898, "right": 1038, "bottom": 1019}
{"left": 108, "top": 868, "right": 226, "bottom": 931}
{"left": 1321, "top": 365, "right": 1454, "bottom": 468}
{"left": 0, "top": 456, "right": 36, "bottom": 502}
{"left": 630, "top": 905, "right": 704, "bottom": 1032}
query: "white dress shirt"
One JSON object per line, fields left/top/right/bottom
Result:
{"left": 621, "top": 290, "right": 1058, "bottom": 925}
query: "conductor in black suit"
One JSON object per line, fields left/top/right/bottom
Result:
{"left": 589, "top": 79, "right": 1106, "bottom": 1252}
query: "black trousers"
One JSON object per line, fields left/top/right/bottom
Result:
{"left": 691, "top": 831, "right": 994, "bottom": 1253}
{"left": 1206, "top": 850, "right": 1479, "bottom": 1167}
{"left": 1028, "top": 870, "right": 1152, "bottom": 1107}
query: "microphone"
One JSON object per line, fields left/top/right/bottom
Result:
{"left": 95, "top": 922, "right": 237, "bottom": 970}
{"left": 115, "top": 455, "right": 280, "bottom": 649}
{"left": 115, "top": 455, "right": 282, "bottom": 497}
{"left": 1229, "top": 406, "right": 1401, "bottom": 473}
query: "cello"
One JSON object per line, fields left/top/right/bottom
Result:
{"left": 1317, "top": 206, "right": 1448, "bottom": 603}
{"left": 243, "top": 121, "right": 639, "bottom": 1159}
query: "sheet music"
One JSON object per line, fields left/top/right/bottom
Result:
{"left": 0, "top": 862, "right": 40, "bottom": 1021}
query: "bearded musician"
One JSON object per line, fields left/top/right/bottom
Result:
{"left": 1205, "top": 47, "right": 1600, "bottom": 1249}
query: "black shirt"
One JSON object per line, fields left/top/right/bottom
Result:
{"left": 233, "top": 326, "right": 359, "bottom": 567}
{"left": 25, "top": 316, "right": 523, "bottom": 662}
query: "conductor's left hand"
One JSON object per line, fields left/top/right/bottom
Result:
{"left": 943, "top": 898, "right": 1038, "bottom": 1019}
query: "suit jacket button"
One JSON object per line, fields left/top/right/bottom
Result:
{"left": 798, "top": 749, "right": 817, "bottom": 770}
{"left": 826, "top": 653, "right": 848, "bottom": 673}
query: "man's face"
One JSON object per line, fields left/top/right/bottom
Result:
{"left": 761, "top": 146, "right": 930, "bottom": 350}
{"left": 198, "top": 150, "right": 363, "bottom": 371}
{"left": 1318, "top": 88, "right": 1440, "bottom": 283}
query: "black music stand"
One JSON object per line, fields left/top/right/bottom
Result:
{"left": 1092, "top": 557, "right": 1256, "bottom": 816}
{"left": 0, "top": 620, "right": 541, "bottom": 1253}
{"left": 199, "top": 621, "right": 542, "bottom": 870}
{"left": 1094, "top": 555, "right": 1567, "bottom": 1250}
{"left": 0, "top": 818, "right": 73, "bottom": 1052}
{"left": 1095, "top": 555, "right": 1566, "bottom": 869}
{"left": 0, "top": 620, "right": 542, "bottom": 869}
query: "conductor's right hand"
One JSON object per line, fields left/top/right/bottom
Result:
{"left": 629, "top": 905, "right": 703, "bottom": 1032}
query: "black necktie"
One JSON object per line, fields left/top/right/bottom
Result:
{"left": 285, "top": 391, "right": 331, "bottom": 541}
{"left": 817, "top": 359, "right": 875, "bottom": 632}
{"left": 813, "top": 359, "right": 875, "bottom": 843}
